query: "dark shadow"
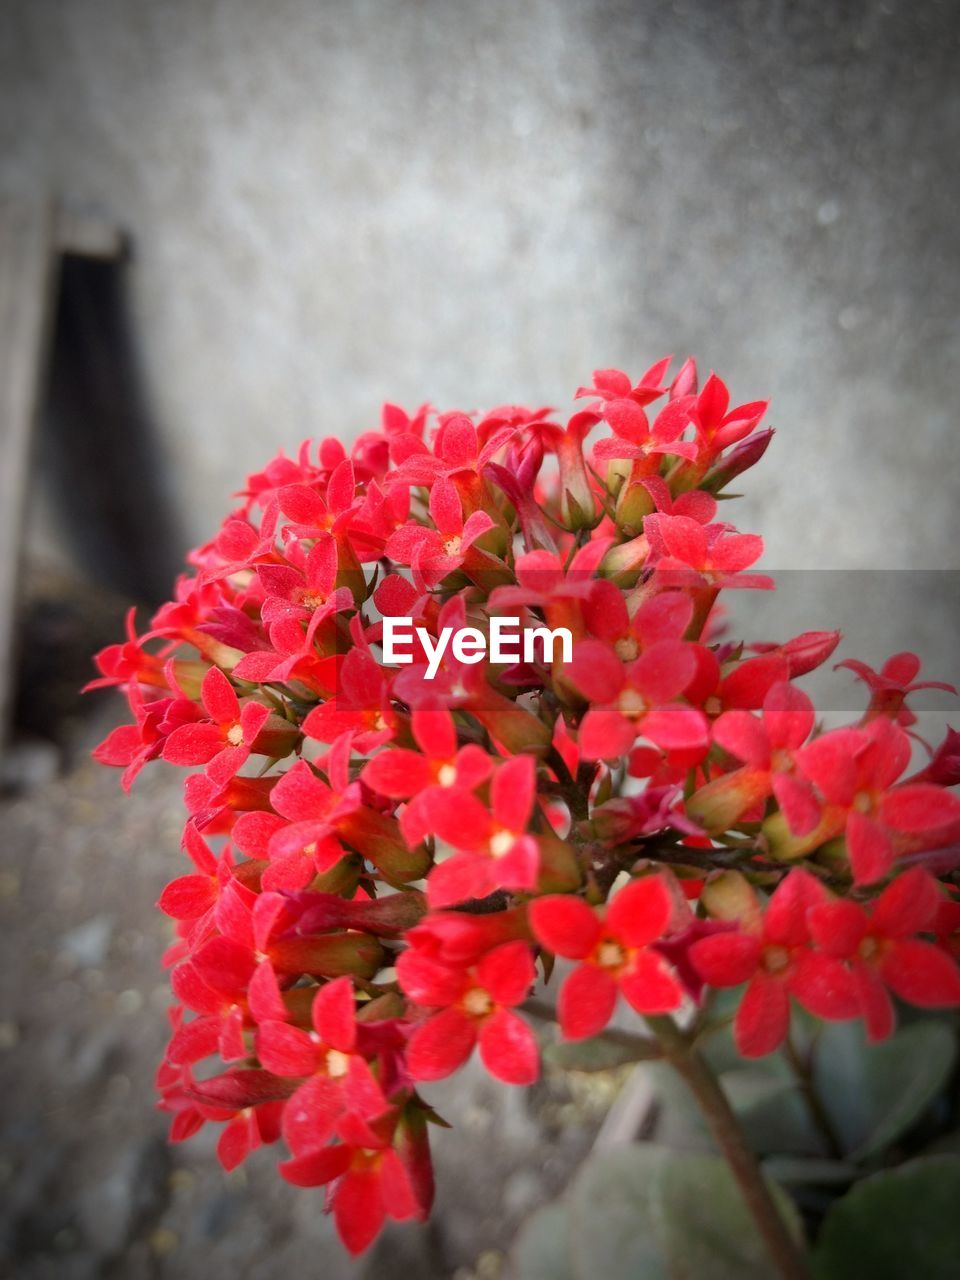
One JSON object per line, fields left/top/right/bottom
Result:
{"left": 38, "top": 252, "right": 184, "bottom": 601}
{"left": 13, "top": 251, "right": 186, "bottom": 749}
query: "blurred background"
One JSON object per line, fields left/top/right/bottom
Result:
{"left": 0, "top": 1, "right": 958, "bottom": 1277}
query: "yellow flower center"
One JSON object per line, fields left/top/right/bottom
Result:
{"left": 597, "top": 940, "right": 626, "bottom": 970}
{"left": 489, "top": 830, "right": 514, "bottom": 858}
{"left": 617, "top": 688, "right": 646, "bottom": 719}
{"left": 326, "top": 1049, "right": 351, "bottom": 1078}
{"left": 614, "top": 636, "right": 639, "bottom": 661}
{"left": 853, "top": 790, "right": 874, "bottom": 814}
{"left": 462, "top": 988, "right": 494, "bottom": 1017}
{"left": 226, "top": 723, "right": 244, "bottom": 747}
{"left": 443, "top": 535, "right": 463, "bottom": 556}
{"left": 437, "top": 763, "right": 457, "bottom": 787}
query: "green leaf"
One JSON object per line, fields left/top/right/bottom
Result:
{"left": 814, "top": 1155, "right": 960, "bottom": 1280}
{"left": 722, "top": 1066, "right": 826, "bottom": 1158}
{"left": 511, "top": 1203, "right": 577, "bottom": 1280}
{"left": 543, "top": 1034, "right": 660, "bottom": 1073}
{"left": 813, "top": 1020, "right": 957, "bottom": 1160}
{"left": 762, "top": 1156, "right": 858, "bottom": 1187}
{"left": 568, "top": 1143, "right": 804, "bottom": 1280}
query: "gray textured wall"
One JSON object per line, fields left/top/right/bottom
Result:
{"left": 2, "top": 0, "right": 958, "bottom": 578}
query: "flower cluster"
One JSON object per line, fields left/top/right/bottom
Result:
{"left": 90, "top": 359, "right": 960, "bottom": 1254}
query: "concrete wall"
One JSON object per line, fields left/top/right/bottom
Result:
{"left": 2, "top": 0, "right": 958, "bottom": 578}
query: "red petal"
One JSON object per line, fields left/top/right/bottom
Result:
{"left": 763, "top": 682, "right": 814, "bottom": 751}
{"left": 606, "top": 876, "right": 673, "bottom": 948}
{"left": 247, "top": 960, "right": 287, "bottom": 1023}
{"left": 763, "top": 870, "right": 827, "bottom": 948}
{"left": 872, "top": 867, "right": 942, "bottom": 937}
{"left": 270, "top": 759, "right": 332, "bottom": 823}
{"left": 631, "top": 639, "right": 696, "bottom": 705}
{"left": 492, "top": 755, "right": 535, "bottom": 833}
{"left": 476, "top": 941, "right": 536, "bottom": 1007}
{"left": 795, "top": 729, "right": 865, "bottom": 805}
{"left": 281, "top": 1075, "right": 344, "bottom": 1156}
{"left": 162, "top": 722, "right": 224, "bottom": 766}
{"left": 690, "top": 931, "right": 762, "bottom": 986}
{"left": 192, "top": 936, "right": 256, "bottom": 994}
{"left": 406, "top": 1007, "right": 477, "bottom": 1080}
{"left": 529, "top": 895, "right": 602, "bottom": 959}
{"left": 578, "top": 708, "right": 637, "bottom": 761}
{"left": 256, "top": 1021, "right": 318, "bottom": 1076}
{"left": 881, "top": 784, "right": 960, "bottom": 836}
{"left": 641, "top": 705, "right": 709, "bottom": 754}
{"left": 217, "top": 1116, "right": 256, "bottom": 1172}
{"left": 429, "top": 477, "right": 463, "bottom": 535}
{"left": 618, "top": 950, "right": 684, "bottom": 1014}
{"left": 719, "top": 656, "right": 789, "bottom": 710}
{"left": 807, "top": 900, "right": 867, "bottom": 958}
{"left": 558, "top": 964, "right": 618, "bottom": 1040}
{"left": 789, "top": 951, "right": 858, "bottom": 1020}
{"left": 396, "top": 949, "right": 466, "bottom": 1006}
{"left": 312, "top": 976, "right": 357, "bottom": 1051}
{"left": 420, "top": 789, "right": 491, "bottom": 851}
{"left": 847, "top": 811, "right": 894, "bottom": 885}
{"left": 569, "top": 640, "right": 625, "bottom": 704}
{"left": 771, "top": 772, "right": 821, "bottom": 837}
{"left": 426, "top": 851, "right": 492, "bottom": 909}
{"left": 477, "top": 1008, "right": 539, "bottom": 1085}
{"left": 279, "top": 1143, "right": 352, "bottom": 1187}
{"left": 201, "top": 666, "right": 241, "bottom": 724}
{"left": 713, "top": 710, "right": 769, "bottom": 766}
{"left": 854, "top": 960, "right": 895, "bottom": 1041}
{"left": 335, "top": 1167, "right": 387, "bottom": 1256}
{"left": 412, "top": 708, "right": 457, "bottom": 760}
{"left": 881, "top": 939, "right": 960, "bottom": 1008}
{"left": 735, "top": 974, "right": 790, "bottom": 1058}
{"left": 157, "top": 874, "right": 215, "bottom": 919}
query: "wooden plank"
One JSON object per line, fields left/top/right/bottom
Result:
{"left": 0, "top": 196, "right": 59, "bottom": 753}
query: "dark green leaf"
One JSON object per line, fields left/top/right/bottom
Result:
{"left": 762, "top": 1156, "right": 858, "bottom": 1187}
{"left": 813, "top": 1020, "right": 957, "bottom": 1160}
{"left": 815, "top": 1155, "right": 960, "bottom": 1280}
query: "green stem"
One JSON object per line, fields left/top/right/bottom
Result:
{"left": 646, "top": 1015, "right": 810, "bottom": 1280}
{"left": 783, "top": 1034, "right": 845, "bottom": 1160}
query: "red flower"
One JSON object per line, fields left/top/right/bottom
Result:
{"left": 688, "top": 681, "right": 820, "bottom": 835}
{"left": 645, "top": 513, "right": 771, "bottom": 590}
{"left": 421, "top": 755, "right": 541, "bottom": 907}
{"left": 255, "top": 741, "right": 360, "bottom": 891}
{"left": 161, "top": 667, "right": 272, "bottom": 787}
{"left": 398, "top": 940, "right": 538, "bottom": 1084}
{"left": 569, "top": 637, "right": 707, "bottom": 763}
{"left": 361, "top": 708, "right": 492, "bottom": 847}
{"left": 807, "top": 867, "right": 960, "bottom": 1041}
{"left": 690, "top": 870, "right": 858, "bottom": 1058}
{"left": 795, "top": 718, "right": 960, "bottom": 883}
{"left": 302, "top": 648, "right": 397, "bottom": 752}
{"left": 837, "top": 650, "right": 957, "bottom": 736}
{"left": 279, "top": 1109, "right": 426, "bottom": 1255}
{"left": 530, "top": 877, "right": 685, "bottom": 1040}
{"left": 256, "top": 977, "right": 391, "bottom": 1156}
{"left": 384, "top": 476, "right": 494, "bottom": 587}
